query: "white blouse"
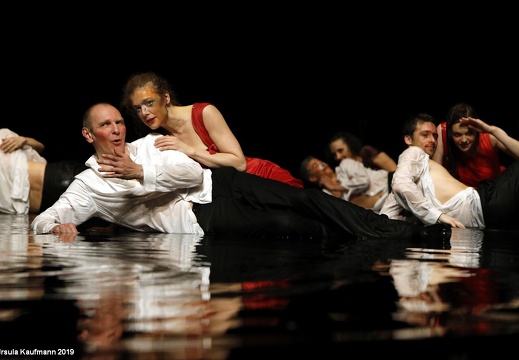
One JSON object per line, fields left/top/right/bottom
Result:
{"left": 331, "top": 158, "right": 389, "bottom": 213}
{"left": 0, "top": 128, "right": 47, "bottom": 214}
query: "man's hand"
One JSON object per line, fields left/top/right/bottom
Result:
{"left": 51, "top": 223, "right": 79, "bottom": 234}
{"left": 437, "top": 213, "right": 465, "bottom": 229}
{"left": 98, "top": 149, "right": 144, "bottom": 180}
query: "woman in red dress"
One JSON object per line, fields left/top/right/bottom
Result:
{"left": 432, "top": 103, "right": 519, "bottom": 188}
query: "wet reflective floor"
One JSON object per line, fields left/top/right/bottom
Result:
{"left": 0, "top": 215, "right": 518, "bottom": 359}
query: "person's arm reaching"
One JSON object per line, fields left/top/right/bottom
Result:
{"left": 30, "top": 180, "right": 97, "bottom": 234}
{"left": 0, "top": 133, "right": 45, "bottom": 154}
{"left": 431, "top": 124, "right": 444, "bottom": 164}
{"left": 460, "top": 117, "right": 519, "bottom": 160}
{"left": 371, "top": 151, "right": 397, "bottom": 172}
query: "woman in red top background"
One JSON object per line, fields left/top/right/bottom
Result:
{"left": 432, "top": 103, "right": 519, "bottom": 188}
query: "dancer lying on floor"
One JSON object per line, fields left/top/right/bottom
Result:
{"left": 31, "top": 103, "right": 450, "bottom": 241}
{"left": 300, "top": 155, "right": 389, "bottom": 214}
{"left": 0, "top": 128, "right": 90, "bottom": 215}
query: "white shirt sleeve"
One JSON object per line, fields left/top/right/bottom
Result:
{"left": 334, "top": 158, "right": 370, "bottom": 201}
{"left": 30, "top": 179, "right": 98, "bottom": 234}
{"left": 131, "top": 135, "right": 204, "bottom": 192}
{"left": 390, "top": 146, "right": 442, "bottom": 225}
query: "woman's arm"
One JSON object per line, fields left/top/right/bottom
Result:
{"left": 0, "top": 135, "right": 45, "bottom": 154}
{"left": 371, "top": 151, "right": 397, "bottom": 172}
{"left": 431, "top": 124, "right": 444, "bottom": 164}
{"left": 154, "top": 105, "right": 248, "bottom": 171}
{"left": 461, "top": 117, "right": 519, "bottom": 160}
{"left": 193, "top": 105, "right": 247, "bottom": 170}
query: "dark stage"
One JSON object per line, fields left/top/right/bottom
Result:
{"left": 9, "top": 22, "right": 519, "bottom": 180}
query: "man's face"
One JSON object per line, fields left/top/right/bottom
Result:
{"left": 83, "top": 104, "right": 127, "bottom": 157}
{"left": 405, "top": 121, "right": 438, "bottom": 157}
{"left": 306, "top": 157, "right": 334, "bottom": 183}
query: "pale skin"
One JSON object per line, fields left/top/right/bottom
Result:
{"left": 52, "top": 104, "right": 143, "bottom": 235}
{"left": 432, "top": 117, "right": 519, "bottom": 165}
{"left": 0, "top": 135, "right": 45, "bottom": 154}
{"left": 28, "top": 162, "right": 45, "bottom": 213}
{"left": 405, "top": 121, "right": 469, "bottom": 229}
{"left": 1, "top": 133, "right": 46, "bottom": 213}
{"left": 305, "top": 157, "right": 384, "bottom": 209}
{"left": 329, "top": 138, "right": 397, "bottom": 172}
{"left": 129, "top": 87, "right": 247, "bottom": 172}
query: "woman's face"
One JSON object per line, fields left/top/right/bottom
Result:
{"left": 129, "top": 87, "right": 168, "bottom": 130}
{"left": 450, "top": 122, "right": 477, "bottom": 153}
{"left": 329, "top": 139, "right": 353, "bottom": 162}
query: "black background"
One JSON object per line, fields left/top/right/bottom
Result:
{"left": 6, "top": 9, "right": 519, "bottom": 178}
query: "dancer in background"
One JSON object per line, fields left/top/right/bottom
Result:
{"left": 300, "top": 155, "right": 389, "bottom": 213}
{"left": 327, "top": 131, "right": 397, "bottom": 172}
{"left": 432, "top": 103, "right": 519, "bottom": 188}
{"left": 380, "top": 113, "right": 519, "bottom": 230}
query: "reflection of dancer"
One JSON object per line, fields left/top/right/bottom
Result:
{"left": 448, "top": 228, "right": 484, "bottom": 268}
{"left": 73, "top": 232, "right": 240, "bottom": 355}
{"left": 389, "top": 229, "right": 502, "bottom": 336}
{"left": 77, "top": 290, "right": 125, "bottom": 350}
{"left": 440, "top": 268, "right": 499, "bottom": 317}
{"left": 390, "top": 260, "right": 452, "bottom": 313}
{"left": 389, "top": 258, "right": 465, "bottom": 336}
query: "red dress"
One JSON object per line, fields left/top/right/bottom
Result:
{"left": 191, "top": 103, "right": 304, "bottom": 188}
{"left": 441, "top": 122, "right": 504, "bottom": 188}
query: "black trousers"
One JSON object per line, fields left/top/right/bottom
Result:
{"left": 194, "top": 167, "right": 418, "bottom": 240}
{"left": 477, "top": 159, "right": 519, "bottom": 229}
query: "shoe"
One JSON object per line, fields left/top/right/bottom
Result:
{"left": 413, "top": 223, "right": 452, "bottom": 242}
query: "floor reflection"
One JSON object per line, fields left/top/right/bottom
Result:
{"left": 0, "top": 214, "right": 518, "bottom": 359}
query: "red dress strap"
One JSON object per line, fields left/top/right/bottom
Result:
{"left": 191, "top": 103, "right": 218, "bottom": 154}
{"left": 441, "top": 121, "right": 448, "bottom": 162}
{"left": 190, "top": 102, "right": 304, "bottom": 188}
